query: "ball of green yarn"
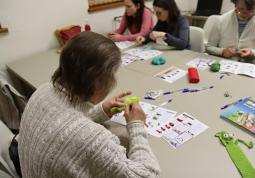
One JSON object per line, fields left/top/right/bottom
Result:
{"left": 210, "top": 62, "right": 221, "bottom": 72}
{"left": 151, "top": 56, "right": 166, "bottom": 65}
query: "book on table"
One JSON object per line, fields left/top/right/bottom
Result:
{"left": 221, "top": 98, "right": 255, "bottom": 134}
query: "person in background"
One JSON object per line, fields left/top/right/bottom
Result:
{"left": 206, "top": 0, "right": 255, "bottom": 63}
{"left": 108, "top": 0, "right": 153, "bottom": 41}
{"left": 19, "top": 32, "right": 160, "bottom": 178}
{"left": 136, "top": 0, "right": 190, "bottom": 50}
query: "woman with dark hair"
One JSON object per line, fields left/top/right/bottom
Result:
{"left": 18, "top": 32, "right": 160, "bottom": 178}
{"left": 206, "top": 0, "right": 255, "bottom": 63}
{"left": 137, "top": 0, "right": 190, "bottom": 50}
{"left": 108, "top": 0, "right": 153, "bottom": 41}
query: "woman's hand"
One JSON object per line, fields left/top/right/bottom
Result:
{"left": 238, "top": 48, "right": 253, "bottom": 58}
{"left": 124, "top": 102, "right": 146, "bottom": 123}
{"left": 108, "top": 32, "right": 122, "bottom": 42}
{"left": 136, "top": 36, "right": 145, "bottom": 45}
{"left": 222, "top": 48, "right": 237, "bottom": 58}
{"left": 102, "top": 91, "right": 131, "bottom": 117}
{"left": 149, "top": 31, "right": 166, "bottom": 41}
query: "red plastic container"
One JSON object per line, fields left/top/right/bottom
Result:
{"left": 188, "top": 67, "right": 200, "bottom": 83}
{"left": 85, "top": 24, "right": 91, "bottom": 31}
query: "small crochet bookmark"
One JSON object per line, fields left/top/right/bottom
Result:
{"left": 215, "top": 131, "right": 255, "bottom": 178}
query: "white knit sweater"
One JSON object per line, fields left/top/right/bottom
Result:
{"left": 19, "top": 83, "right": 160, "bottom": 178}
{"left": 206, "top": 10, "right": 255, "bottom": 60}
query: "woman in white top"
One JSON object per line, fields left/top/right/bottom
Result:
{"left": 206, "top": 0, "right": 255, "bottom": 63}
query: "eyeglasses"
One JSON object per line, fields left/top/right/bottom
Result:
{"left": 236, "top": 7, "right": 255, "bottom": 15}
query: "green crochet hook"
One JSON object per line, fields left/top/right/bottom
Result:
{"left": 215, "top": 131, "right": 255, "bottom": 178}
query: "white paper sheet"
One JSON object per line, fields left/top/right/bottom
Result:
{"left": 121, "top": 53, "right": 140, "bottom": 66}
{"left": 154, "top": 66, "right": 187, "bottom": 83}
{"left": 111, "top": 102, "right": 177, "bottom": 137}
{"left": 125, "top": 47, "right": 162, "bottom": 60}
{"left": 220, "top": 60, "right": 240, "bottom": 74}
{"left": 220, "top": 60, "right": 255, "bottom": 78}
{"left": 186, "top": 57, "right": 215, "bottom": 70}
{"left": 115, "top": 41, "right": 136, "bottom": 50}
{"left": 162, "top": 113, "right": 208, "bottom": 149}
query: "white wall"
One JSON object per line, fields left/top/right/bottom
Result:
{"left": 0, "top": 0, "right": 224, "bottom": 69}
{"left": 187, "top": 0, "right": 234, "bottom": 14}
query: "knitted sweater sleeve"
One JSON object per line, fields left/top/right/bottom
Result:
{"left": 205, "top": 18, "right": 225, "bottom": 56}
{"left": 80, "top": 120, "right": 160, "bottom": 178}
{"left": 86, "top": 103, "right": 110, "bottom": 123}
{"left": 125, "top": 121, "right": 160, "bottom": 177}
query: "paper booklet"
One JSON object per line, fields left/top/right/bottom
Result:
{"left": 220, "top": 60, "right": 255, "bottom": 78}
{"left": 111, "top": 102, "right": 208, "bottom": 149}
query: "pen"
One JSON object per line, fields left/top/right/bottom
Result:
{"left": 164, "top": 86, "right": 214, "bottom": 95}
{"left": 163, "top": 88, "right": 184, "bottom": 95}
{"left": 197, "top": 58, "right": 201, "bottom": 68}
{"left": 144, "top": 96, "right": 156, "bottom": 100}
{"left": 182, "top": 88, "right": 190, "bottom": 93}
{"left": 163, "top": 91, "right": 173, "bottom": 95}
{"left": 219, "top": 75, "right": 224, "bottom": 79}
{"left": 158, "top": 99, "right": 172, "bottom": 107}
{"left": 220, "top": 97, "right": 251, "bottom": 110}
{"left": 189, "top": 89, "right": 200, "bottom": 92}
{"left": 151, "top": 99, "right": 173, "bottom": 111}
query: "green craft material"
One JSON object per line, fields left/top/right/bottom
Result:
{"left": 110, "top": 96, "right": 140, "bottom": 113}
{"left": 151, "top": 56, "right": 166, "bottom": 65}
{"left": 215, "top": 131, "right": 255, "bottom": 178}
{"left": 210, "top": 62, "right": 221, "bottom": 72}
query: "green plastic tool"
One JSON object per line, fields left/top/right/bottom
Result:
{"left": 215, "top": 131, "right": 255, "bottom": 178}
{"left": 110, "top": 96, "right": 140, "bottom": 113}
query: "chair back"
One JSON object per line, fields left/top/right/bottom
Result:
{"left": 189, "top": 26, "right": 205, "bottom": 52}
{"left": 0, "top": 120, "right": 19, "bottom": 178}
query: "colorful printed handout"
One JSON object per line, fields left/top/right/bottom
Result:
{"left": 154, "top": 66, "right": 187, "bottom": 83}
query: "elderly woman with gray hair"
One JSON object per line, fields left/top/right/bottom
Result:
{"left": 18, "top": 31, "right": 160, "bottom": 178}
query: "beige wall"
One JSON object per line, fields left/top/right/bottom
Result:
{"left": 0, "top": 0, "right": 123, "bottom": 68}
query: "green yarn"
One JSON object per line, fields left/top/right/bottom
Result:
{"left": 110, "top": 96, "right": 140, "bottom": 113}
{"left": 151, "top": 56, "right": 166, "bottom": 65}
{"left": 215, "top": 131, "right": 255, "bottom": 178}
{"left": 210, "top": 62, "right": 221, "bottom": 72}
